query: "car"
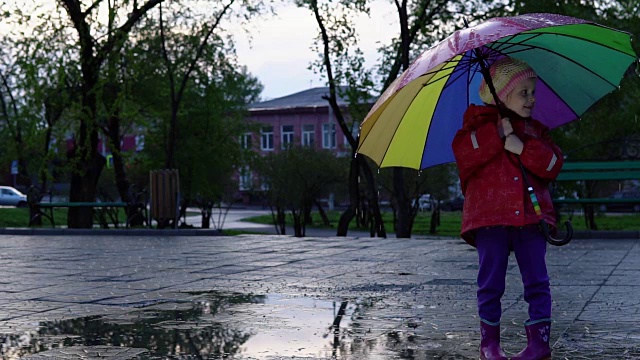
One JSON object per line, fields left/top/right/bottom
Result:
{"left": 414, "top": 194, "right": 434, "bottom": 211}
{"left": 441, "top": 196, "right": 464, "bottom": 211}
{"left": 602, "top": 190, "right": 640, "bottom": 212}
{"left": 0, "top": 186, "right": 28, "bottom": 207}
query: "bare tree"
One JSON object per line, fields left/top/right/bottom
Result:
{"left": 301, "top": 0, "right": 387, "bottom": 237}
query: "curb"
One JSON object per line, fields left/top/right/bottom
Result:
{"left": 1, "top": 228, "right": 639, "bottom": 239}
{"left": 0, "top": 228, "right": 225, "bottom": 236}
{"left": 562, "top": 230, "right": 640, "bottom": 239}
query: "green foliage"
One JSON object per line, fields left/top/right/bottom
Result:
{"left": 1, "top": 0, "right": 268, "bottom": 229}
{"left": 256, "top": 146, "right": 349, "bottom": 213}
{"left": 0, "top": 8, "right": 79, "bottom": 187}
{"left": 254, "top": 146, "right": 350, "bottom": 236}
{"left": 103, "top": 16, "right": 264, "bottom": 207}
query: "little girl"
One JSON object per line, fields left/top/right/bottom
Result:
{"left": 452, "top": 57, "right": 564, "bottom": 360}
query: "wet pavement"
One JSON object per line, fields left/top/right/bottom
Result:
{"left": 0, "top": 233, "right": 639, "bottom": 359}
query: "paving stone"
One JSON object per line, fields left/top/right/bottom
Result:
{"left": 22, "top": 345, "right": 148, "bottom": 359}
{"left": 0, "top": 235, "right": 639, "bottom": 358}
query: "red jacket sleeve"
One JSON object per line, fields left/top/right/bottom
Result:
{"left": 519, "top": 128, "right": 564, "bottom": 181}
{"left": 452, "top": 121, "right": 503, "bottom": 187}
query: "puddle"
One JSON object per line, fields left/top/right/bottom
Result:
{"left": 1, "top": 292, "right": 409, "bottom": 359}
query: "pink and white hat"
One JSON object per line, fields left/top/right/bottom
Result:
{"left": 479, "top": 57, "right": 537, "bottom": 105}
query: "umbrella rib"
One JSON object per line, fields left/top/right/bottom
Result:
{"left": 487, "top": 26, "right": 635, "bottom": 59}
{"left": 485, "top": 34, "right": 627, "bottom": 89}
{"left": 536, "top": 76, "right": 580, "bottom": 123}
{"left": 378, "top": 86, "right": 428, "bottom": 168}
{"left": 422, "top": 52, "right": 486, "bottom": 91}
{"left": 420, "top": 56, "right": 481, "bottom": 88}
{"left": 382, "top": 56, "right": 478, "bottom": 167}
{"left": 518, "top": 26, "right": 635, "bottom": 57}
{"left": 417, "top": 56, "right": 483, "bottom": 168}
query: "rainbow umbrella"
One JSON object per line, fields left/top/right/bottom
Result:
{"left": 357, "top": 13, "right": 638, "bottom": 170}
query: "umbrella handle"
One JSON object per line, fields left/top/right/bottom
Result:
{"left": 540, "top": 219, "right": 572, "bottom": 246}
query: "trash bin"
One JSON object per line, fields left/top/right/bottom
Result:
{"left": 150, "top": 169, "right": 180, "bottom": 228}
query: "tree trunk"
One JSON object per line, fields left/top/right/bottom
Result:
{"left": 201, "top": 206, "right": 212, "bottom": 229}
{"left": 271, "top": 206, "right": 286, "bottom": 235}
{"left": 67, "top": 146, "right": 105, "bottom": 228}
{"left": 584, "top": 181, "right": 598, "bottom": 230}
{"left": 584, "top": 205, "right": 598, "bottom": 230}
{"left": 338, "top": 155, "right": 386, "bottom": 237}
{"left": 68, "top": 32, "right": 102, "bottom": 228}
{"left": 362, "top": 159, "right": 386, "bottom": 238}
{"left": 315, "top": 199, "right": 331, "bottom": 226}
{"left": 292, "top": 210, "right": 304, "bottom": 237}
{"left": 394, "top": 168, "right": 411, "bottom": 238}
{"left": 429, "top": 206, "right": 440, "bottom": 235}
{"left": 62, "top": 0, "right": 166, "bottom": 228}
{"left": 104, "top": 82, "right": 145, "bottom": 227}
{"left": 39, "top": 124, "right": 54, "bottom": 196}
{"left": 337, "top": 155, "right": 360, "bottom": 235}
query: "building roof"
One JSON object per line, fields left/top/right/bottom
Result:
{"left": 248, "top": 86, "right": 371, "bottom": 112}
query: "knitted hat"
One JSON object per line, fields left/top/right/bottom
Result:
{"left": 479, "top": 57, "right": 537, "bottom": 105}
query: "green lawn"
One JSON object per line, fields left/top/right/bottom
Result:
{"left": 2, "top": 207, "right": 639, "bottom": 235}
{"left": 0, "top": 207, "right": 127, "bottom": 228}
{"left": 242, "top": 210, "right": 640, "bottom": 237}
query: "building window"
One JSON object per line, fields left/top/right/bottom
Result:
{"left": 302, "top": 124, "right": 315, "bottom": 147}
{"left": 240, "top": 133, "right": 252, "bottom": 149}
{"left": 322, "top": 123, "right": 336, "bottom": 149}
{"left": 281, "top": 125, "right": 294, "bottom": 149}
{"left": 135, "top": 135, "right": 145, "bottom": 151}
{"left": 261, "top": 126, "right": 274, "bottom": 151}
{"left": 239, "top": 166, "right": 252, "bottom": 191}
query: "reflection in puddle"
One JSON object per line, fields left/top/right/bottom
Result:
{"left": 238, "top": 294, "right": 356, "bottom": 357}
{"left": 1, "top": 292, "right": 393, "bottom": 359}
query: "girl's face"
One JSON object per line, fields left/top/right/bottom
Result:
{"left": 504, "top": 77, "right": 537, "bottom": 118}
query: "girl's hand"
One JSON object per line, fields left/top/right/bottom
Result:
{"left": 505, "top": 134, "right": 524, "bottom": 155}
{"left": 498, "top": 118, "right": 513, "bottom": 138}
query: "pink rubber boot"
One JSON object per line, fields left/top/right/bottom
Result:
{"left": 480, "top": 321, "right": 508, "bottom": 360}
{"left": 511, "top": 320, "right": 552, "bottom": 360}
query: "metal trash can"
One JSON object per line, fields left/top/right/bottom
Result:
{"left": 150, "top": 169, "right": 180, "bottom": 228}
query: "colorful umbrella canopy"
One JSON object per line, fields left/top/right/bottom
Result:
{"left": 357, "top": 13, "right": 638, "bottom": 170}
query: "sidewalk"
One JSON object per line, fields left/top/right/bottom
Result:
{"left": 0, "top": 231, "right": 639, "bottom": 359}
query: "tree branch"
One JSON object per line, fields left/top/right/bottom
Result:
{"left": 176, "top": 0, "right": 236, "bottom": 105}
{"left": 82, "top": 0, "right": 103, "bottom": 18}
{"left": 95, "top": 0, "right": 165, "bottom": 65}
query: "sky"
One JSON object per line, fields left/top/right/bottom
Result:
{"left": 233, "top": 1, "right": 399, "bottom": 100}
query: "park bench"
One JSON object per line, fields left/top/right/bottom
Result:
{"left": 553, "top": 160, "right": 640, "bottom": 210}
{"left": 27, "top": 186, "right": 148, "bottom": 228}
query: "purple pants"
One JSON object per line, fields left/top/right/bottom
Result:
{"left": 475, "top": 226, "right": 551, "bottom": 324}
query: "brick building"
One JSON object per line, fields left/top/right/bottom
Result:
{"left": 239, "top": 87, "right": 364, "bottom": 202}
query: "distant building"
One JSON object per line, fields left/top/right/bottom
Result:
{"left": 238, "top": 87, "right": 370, "bottom": 201}
{"left": 245, "top": 87, "right": 361, "bottom": 154}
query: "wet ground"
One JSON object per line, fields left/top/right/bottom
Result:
{"left": 1, "top": 233, "right": 639, "bottom": 359}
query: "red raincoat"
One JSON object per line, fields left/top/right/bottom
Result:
{"left": 452, "top": 105, "right": 564, "bottom": 246}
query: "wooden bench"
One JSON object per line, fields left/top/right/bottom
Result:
{"left": 553, "top": 161, "right": 640, "bottom": 209}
